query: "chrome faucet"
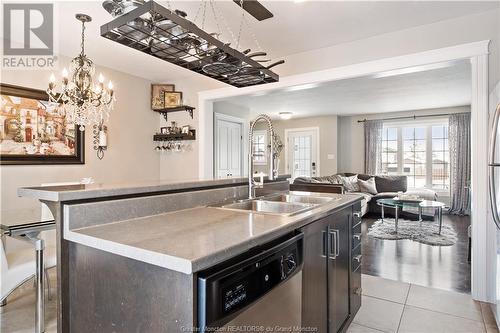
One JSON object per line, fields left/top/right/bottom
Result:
{"left": 248, "top": 114, "right": 278, "bottom": 199}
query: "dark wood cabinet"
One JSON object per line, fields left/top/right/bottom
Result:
{"left": 328, "top": 208, "right": 352, "bottom": 333}
{"left": 301, "top": 215, "right": 329, "bottom": 332}
{"left": 301, "top": 201, "right": 362, "bottom": 333}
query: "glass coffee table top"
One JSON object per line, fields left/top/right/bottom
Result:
{"left": 376, "top": 198, "right": 422, "bottom": 208}
{"left": 376, "top": 198, "right": 446, "bottom": 208}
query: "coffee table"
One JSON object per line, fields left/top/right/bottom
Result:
{"left": 376, "top": 198, "right": 446, "bottom": 234}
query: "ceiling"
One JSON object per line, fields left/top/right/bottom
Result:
{"left": 8, "top": 1, "right": 496, "bottom": 84}
{"left": 215, "top": 59, "right": 471, "bottom": 118}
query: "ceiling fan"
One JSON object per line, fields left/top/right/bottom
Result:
{"left": 232, "top": 0, "right": 273, "bottom": 21}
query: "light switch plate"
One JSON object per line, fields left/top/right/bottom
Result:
{"left": 327, "top": 154, "right": 335, "bottom": 160}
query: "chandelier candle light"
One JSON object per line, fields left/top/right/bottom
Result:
{"left": 47, "top": 14, "right": 115, "bottom": 131}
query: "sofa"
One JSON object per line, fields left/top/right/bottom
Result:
{"left": 291, "top": 173, "right": 438, "bottom": 218}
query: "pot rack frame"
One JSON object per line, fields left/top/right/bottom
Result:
{"left": 100, "top": 1, "right": 280, "bottom": 87}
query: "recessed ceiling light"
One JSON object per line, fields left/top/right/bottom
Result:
{"left": 286, "top": 83, "right": 320, "bottom": 92}
{"left": 279, "top": 112, "right": 293, "bottom": 120}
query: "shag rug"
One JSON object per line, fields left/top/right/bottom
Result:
{"left": 367, "top": 218, "right": 458, "bottom": 246}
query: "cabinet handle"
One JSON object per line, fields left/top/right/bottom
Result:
{"left": 353, "top": 254, "right": 362, "bottom": 263}
{"left": 353, "top": 212, "right": 361, "bottom": 218}
{"left": 321, "top": 230, "right": 327, "bottom": 258}
{"left": 353, "top": 233, "right": 361, "bottom": 241}
{"left": 328, "top": 229, "right": 338, "bottom": 260}
{"left": 335, "top": 230, "right": 340, "bottom": 257}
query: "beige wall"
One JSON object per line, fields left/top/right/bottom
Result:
{"left": 0, "top": 56, "right": 161, "bottom": 210}
{"left": 255, "top": 115, "right": 338, "bottom": 177}
{"left": 337, "top": 106, "right": 471, "bottom": 174}
{"left": 158, "top": 77, "right": 222, "bottom": 182}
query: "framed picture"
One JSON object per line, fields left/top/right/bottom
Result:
{"left": 0, "top": 83, "right": 85, "bottom": 165}
{"left": 151, "top": 84, "right": 174, "bottom": 110}
{"left": 164, "top": 91, "right": 182, "bottom": 108}
{"left": 181, "top": 125, "right": 190, "bottom": 134}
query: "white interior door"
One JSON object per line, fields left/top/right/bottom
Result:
{"left": 216, "top": 118, "right": 242, "bottom": 178}
{"left": 286, "top": 129, "right": 319, "bottom": 179}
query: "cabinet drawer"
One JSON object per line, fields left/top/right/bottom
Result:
{"left": 351, "top": 243, "right": 362, "bottom": 272}
{"left": 350, "top": 261, "right": 362, "bottom": 316}
{"left": 352, "top": 221, "right": 361, "bottom": 249}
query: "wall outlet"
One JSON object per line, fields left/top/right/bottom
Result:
{"left": 327, "top": 154, "right": 335, "bottom": 160}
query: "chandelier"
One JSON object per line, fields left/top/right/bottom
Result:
{"left": 47, "top": 14, "right": 115, "bottom": 131}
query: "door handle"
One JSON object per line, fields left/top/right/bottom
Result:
{"left": 353, "top": 254, "right": 362, "bottom": 263}
{"left": 353, "top": 212, "right": 361, "bottom": 218}
{"left": 353, "top": 233, "right": 361, "bottom": 241}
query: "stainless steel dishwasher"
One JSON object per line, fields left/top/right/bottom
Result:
{"left": 197, "top": 232, "right": 304, "bottom": 332}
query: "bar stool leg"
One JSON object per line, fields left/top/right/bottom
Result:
{"left": 395, "top": 206, "right": 399, "bottom": 233}
{"left": 381, "top": 205, "right": 385, "bottom": 222}
{"left": 35, "top": 239, "right": 45, "bottom": 333}
{"left": 438, "top": 207, "right": 443, "bottom": 235}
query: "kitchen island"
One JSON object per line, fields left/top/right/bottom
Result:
{"left": 19, "top": 177, "right": 362, "bottom": 333}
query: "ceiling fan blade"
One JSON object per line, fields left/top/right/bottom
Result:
{"left": 233, "top": 0, "right": 273, "bottom": 21}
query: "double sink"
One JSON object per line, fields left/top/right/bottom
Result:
{"left": 216, "top": 194, "right": 340, "bottom": 216}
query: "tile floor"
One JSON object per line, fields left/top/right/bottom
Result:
{"left": 349, "top": 274, "right": 499, "bottom": 333}
{"left": 1, "top": 271, "right": 497, "bottom": 333}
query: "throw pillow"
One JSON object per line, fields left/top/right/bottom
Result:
{"left": 358, "top": 177, "right": 378, "bottom": 195}
{"left": 340, "top": 175, "right": 359, "bottom": 192}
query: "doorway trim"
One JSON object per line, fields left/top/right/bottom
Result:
{"left": 213, "top": 112, "right": 245, "bottom": 178}
{"left": 198, "top": 40, "right": 491, "bottom": 301}
{"left": 284, "top": 127, "right": 321, "bottom": 178}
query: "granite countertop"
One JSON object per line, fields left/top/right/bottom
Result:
{"left": 64, "top": 192, "right": 362, "bottom": 274}
{"left": 18, "top": 176, "right": 290, "bottom": 202}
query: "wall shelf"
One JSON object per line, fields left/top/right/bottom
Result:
{"left": 153, "top": 130, "right": 196, "bottom": 141}
{"left": 153, "top": 105, "right": 195, "bottom": 121}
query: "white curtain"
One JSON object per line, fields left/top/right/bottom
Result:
{"left": 449, "top": 113, "right": 471, "bottom": 215}
{"left": 364, "top": 120, "right": 383, "bottom": 175}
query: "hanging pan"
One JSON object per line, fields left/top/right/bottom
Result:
{"left": 228, "top": 60, "right": 284, "bottom": 86}
{"left": 202, "top": 51, "right": 268, "bottom": 77}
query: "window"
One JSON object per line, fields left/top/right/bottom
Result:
{"left": 380, "top": 121, "right": 449, "bottom": 191}
{"left": 381, "top": 127, "right": 398, "bottom": 174}
{"left": 403, "top": 127, "right": 426, "bottom": 188}
{"left": 252, "top": 130, "right": 267, "bottom": 165}
{"left": 431, "top": 125, "right": 449, "bottom": 190}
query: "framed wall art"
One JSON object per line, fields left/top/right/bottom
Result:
{"left": 0, "top": 83, "right": 85, "bottom": 165}
{"left": 164, "top": 91, "right": 182, "bottom": 108}
{"left": 151, "top": 84, "right": 175, "bottom": 110}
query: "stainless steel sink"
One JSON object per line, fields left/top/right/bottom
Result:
{"left": 262, "top": 194, "right": 338, "bottom": 205}
{"left": 218, "top": 199, "right": 316, "bottom": 216}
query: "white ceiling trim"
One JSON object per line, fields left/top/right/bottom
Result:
{"left": 198, "top": 40, "right": 490, "bottom": 101}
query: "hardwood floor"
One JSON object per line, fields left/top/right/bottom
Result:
{"left": 361, "top": 213, "right": 471, "bottom": 294}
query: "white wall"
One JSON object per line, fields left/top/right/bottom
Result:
{"left": 337, "top": 106, "right": 471, "bottom": 173}
{"left": 279, "top": 8, "right": 499, "bottom": 94}
{"left": 0, "top": 56, "right": 161, "bottom": 210}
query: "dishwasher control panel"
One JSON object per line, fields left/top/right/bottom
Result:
{"left": 197, "top": 232, "right": 303, "bottom": 331}
{"left": 223, "top": 283, "right": 247, "bottom": 312}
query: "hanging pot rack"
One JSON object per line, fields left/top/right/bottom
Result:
{"left": 100, "top": 1, "right": 283, "bottom": 88}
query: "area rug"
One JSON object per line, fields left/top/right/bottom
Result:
{"left": 367, "top": 218, "right": 458, "bottom": 246}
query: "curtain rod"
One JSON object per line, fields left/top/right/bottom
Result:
{"left": 356, "top": 112, "right": 469, "bottom": 123}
